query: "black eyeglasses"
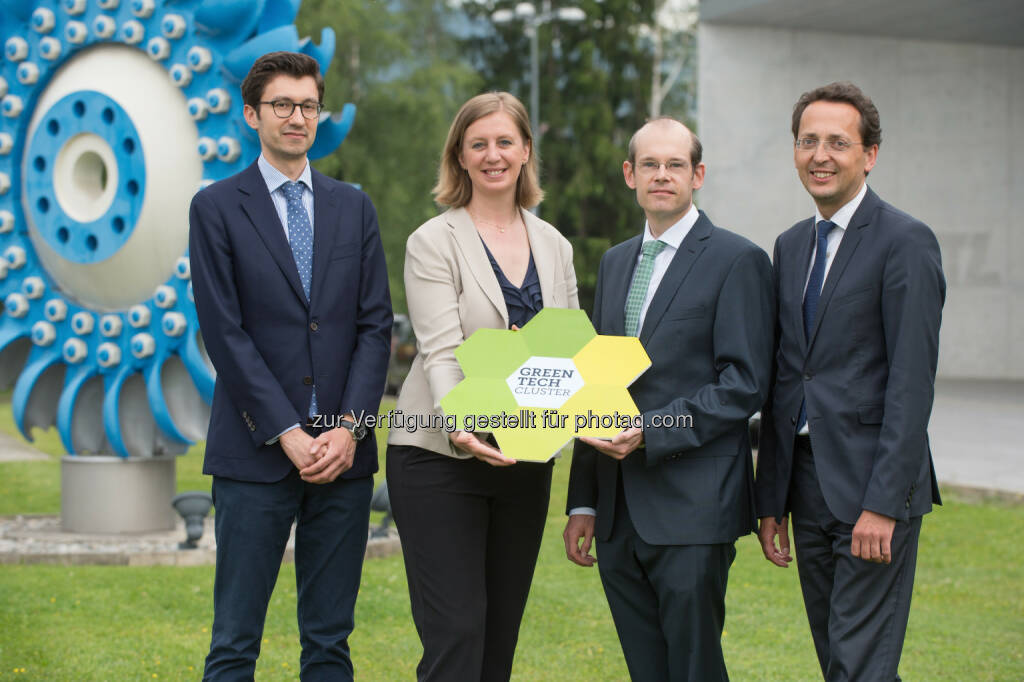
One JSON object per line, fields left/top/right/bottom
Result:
{"left": 260, "top": 100, "right": 322, "bottom": 120}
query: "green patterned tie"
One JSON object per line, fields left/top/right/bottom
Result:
{"left": 624, "top": 239, "right": 667, "bottom": 336}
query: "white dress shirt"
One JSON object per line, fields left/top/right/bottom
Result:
{"left": 802, "top": 182, "right": 867, "bottom": 297}
{"left": 569, "top": 204, "right": 700, "bottom": 518}
{"left": 634, "top": 203, "right": 700, "bottom": 334}
{"left": 256, "top": 154, "right": 316, "bottom": 443}
{"left": 798, "top": 181, "right": 867, "bottom": 436}
{"left": 257, "top": 153, "right": 315, "bottom": 239}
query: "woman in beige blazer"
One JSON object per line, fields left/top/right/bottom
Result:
{"left": 387, "top": 92, "right": 578, "bottom": 681}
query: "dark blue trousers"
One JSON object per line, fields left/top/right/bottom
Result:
{"left": 203, "top": 470, "right": 372, "bottom": 681}
{"left": 597, "top": 470, "right": 736, "bottom": 682}
{"left": 790, "top": 436, "right": 921, "bottom": 682}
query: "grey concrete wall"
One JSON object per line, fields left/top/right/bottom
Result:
{"left": 696, "top": 24, "right": 1024, "bottom": 379}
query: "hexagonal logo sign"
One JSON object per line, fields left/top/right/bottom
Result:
{"left": 506, "top": 357, "right": 584, "bottom": 408}
{"left": 440, "top": 308, "right": 651, "bottom": 462}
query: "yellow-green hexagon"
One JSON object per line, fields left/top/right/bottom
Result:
{"left": 560, "top": 385, "right": 641, "bottom": 439}
{"left": 455, "top": 328, "right": 532, "bottom": 380}
{"left": 440, "top": 377, "right": 518, "bottom": 432}
{"left": 520, "top": 308, "right": 595, "bottom": 357}
{"left": 441, "top": 309, "right": 651, "bottom": 461}
{"left": 573, "top": 335, "right": 651, "bottom": 386}
{"left": 490, "top": 408, "right": 575, "bottom": 462}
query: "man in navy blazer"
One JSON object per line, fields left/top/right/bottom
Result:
{"left": 563, "top": 118, "right": 774, "bottom": 680}
{"left": 756, "top": 82, "right": 944, "bottom": 681}
{"left": 189, "top": 52, "right": 391, "bottom": 680}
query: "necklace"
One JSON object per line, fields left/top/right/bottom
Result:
{"left": 469, "top": 210, "right": 518, "bottom": 234}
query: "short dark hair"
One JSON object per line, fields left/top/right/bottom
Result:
{"left": 791, "top": 81, "right": 882, "bottom": 148}
{"left": 241, "top": 51, "right": 324, "bottom": 113}
{"left": 627, "top": 116, "right": 703, "bottom": 169}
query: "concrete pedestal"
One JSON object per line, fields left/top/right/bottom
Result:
{"left": 61, "top": 455, "right": 177, "bottom": 534}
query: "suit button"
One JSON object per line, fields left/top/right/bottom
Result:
{"left": 249, "top": 424, "right": 256, "bottom": 432}
{"left": 309, "top": 321, "right": 319, "bottom": 332}
{"left": 803, "top": 372, "right": 813, "bottom": 381}
{"left": 303, "top": 376, "right": 313, "bottom": 385}
{"left": 790, "top": 417, "right": 796, "bottom": 425}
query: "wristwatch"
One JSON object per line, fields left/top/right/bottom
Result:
{"left": 339, "top": 418, "right": 368, "bottom": 442}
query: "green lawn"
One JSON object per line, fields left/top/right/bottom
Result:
{"left": 1, "top": 401, "right": 1022, "bottom": 680}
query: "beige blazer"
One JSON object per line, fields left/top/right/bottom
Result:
{"left": 388, "top": 206, "right": 579, "bottom": 457}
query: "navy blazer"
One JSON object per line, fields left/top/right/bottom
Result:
{"left": 755, "top": 188, "right": 945, "bottom": 524}
{"left": 188, "top": 161, "right": 392, "bottom": 483}
{"left": 567, "top": 212, "right": 775, "bottom": 545}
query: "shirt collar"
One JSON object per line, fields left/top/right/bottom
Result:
{"left": 257, "top": 153, "right": 313, "bottom": 194}
{"left": 814, "top": 181, "right": 867, "bottom": 231}
{"left": 642, "top": 202, "right": 699, "bottom": 250}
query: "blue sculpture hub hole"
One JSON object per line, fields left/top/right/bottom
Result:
{"left": 25, "top": 91, "right": 145, "bottom": 264}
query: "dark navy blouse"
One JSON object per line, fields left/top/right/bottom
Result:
{"left": 480, "top": 240, "right": 543, "bottom": 329}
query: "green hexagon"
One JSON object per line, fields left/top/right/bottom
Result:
{"left": 520, "top": 308, "right": 596, "bottom": 357}
{"left": 440, "top": 309, "right": 649, "bottom": 461}
{"left": 492, "top": 410, "right": 576, "bottom": 463}
{"left": 440, "top": 377, "right": 519, "bottom": 431}
{"left": 454, "top": 328, "right": 532, "bottom": 379}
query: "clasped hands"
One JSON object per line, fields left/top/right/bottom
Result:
{"left": 758, "top": 509, "right": 897, "bottom": 566}
{"left": 280, "top": 426, "right": 355, "bottom": 483}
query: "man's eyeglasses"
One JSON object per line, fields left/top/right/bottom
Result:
{"left": 795, "top": 137, "right": 863, "bottom": 153}
{"left": 260, "top": 100, "right": 322, "bottom": 120}
{"left": 635, "top": 160, "right": 690, "bottom": 175}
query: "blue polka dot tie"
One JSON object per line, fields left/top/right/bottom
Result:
{"left": 282, "top": 181, "right": 317, "bottom": 415}
{"left": 282, "top": 181, "right": 313, "bottom": 300}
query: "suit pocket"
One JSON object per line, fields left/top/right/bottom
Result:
{"left": 857, "top": 404, "right": 884, "bottom": 424}
{"left": 833, "top": 286, "right": 875, "bottom": 309}
{"left": 331, "top": 242, "right": 360, "bottom": 261}
{"left": 667, "top": 304, "right": 706, "bottom": 321}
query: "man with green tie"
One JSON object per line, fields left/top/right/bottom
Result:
{"left": 563, "top": 117, "right": 775, "bottom": 681}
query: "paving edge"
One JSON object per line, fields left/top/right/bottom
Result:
{"left": 939, "top": 482, "right": 1024, "bottom": 506}
{"left": 0, "top": 526, "right": 402, "bottom": 567}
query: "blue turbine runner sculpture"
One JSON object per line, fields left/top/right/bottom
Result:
{"left": 0, "top": 0, "right": 355, "bottom": 463}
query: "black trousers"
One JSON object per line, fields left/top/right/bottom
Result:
{"left": 386, "top": 444, "right": 553, "bottom": 682}
{"left": 597, "top": 470, "right": 736, "bottom": 682}
{"left": 204, "top": 469, "right": 372, "bottom": 682}
{"left": 790, "top": 436, "right": 921, "bottom": 682}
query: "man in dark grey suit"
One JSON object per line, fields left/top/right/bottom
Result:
{"left": 563, "top": 118, "right": 774, "bottom": 681}
{"left": 756, "top": 82, "right": 945, "bottom": 681}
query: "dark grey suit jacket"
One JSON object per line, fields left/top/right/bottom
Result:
{"left": 755, "top": 188, "right": 945, "bottom": 524}
{"left": 567, "top": 211, "right": 774, "bottom": 545}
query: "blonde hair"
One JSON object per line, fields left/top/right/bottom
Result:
{"left": 433, "top": 92, "right": 543, "bottom": 208}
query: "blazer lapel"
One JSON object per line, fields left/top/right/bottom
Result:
{"left": 638, "top": 212, "right": 711, "bottom": 344}
{"left": 309, "top": 170, "right": 340, "bottom": 305}
{"left": 806, "top": 188, "right": 878, "bottom": 349}
{"left": 606, "top": 236, "right": 642, "bottom": 336}
{"left": 447, "top": 207, "right": 508, "bottom": 326}
{"left": 523, "top": 210, "right": 557, "bottom": 307}
{"left": 786, "top": 218, "right": 816, "bottom": 355}
{"left": 237, "top": 163, "right": 308, "bottom": 307}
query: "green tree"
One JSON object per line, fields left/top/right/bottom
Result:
{"left": 459, "top": 0, "right": 666, "bottom": 311}
{"left": 297, "top": 0, "right": 482, "bottom": 312}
